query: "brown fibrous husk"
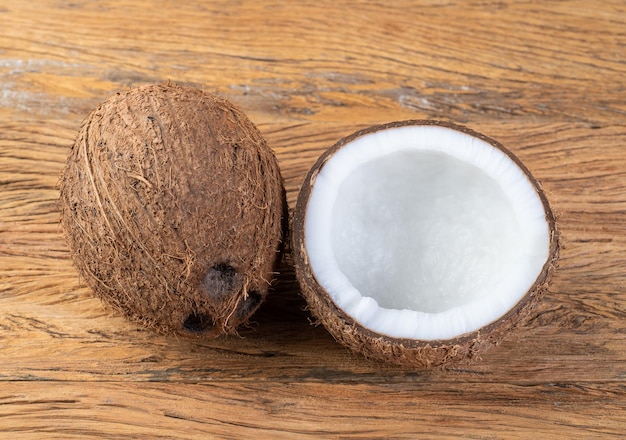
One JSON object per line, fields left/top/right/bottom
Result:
{"left": 292, "top": 120, "right": 559, "bottom": 368}
{"left": 59, "top": 82, "right": 286, "bottom": 337}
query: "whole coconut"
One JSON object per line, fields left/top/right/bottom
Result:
{"left": 60, "top": 82, "right": 286, "bottom": 337}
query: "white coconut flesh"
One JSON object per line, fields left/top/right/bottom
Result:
{"left": 305, "top": 125, "right": 551, "bottom": 341}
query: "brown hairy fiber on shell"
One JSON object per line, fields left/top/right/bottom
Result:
{"left": 292, "top": 120, "right": 559, "bottom": 368}
{"left": 59, "top": 82, "right": 286, "bottom": 337}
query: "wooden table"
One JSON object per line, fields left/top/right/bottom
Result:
{"left": 1, "top": 1, "right": 625, "bottom": 437}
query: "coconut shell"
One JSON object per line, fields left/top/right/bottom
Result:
{"left": 59, "top": 82, "right": 286, "bottom": 337}
{"left": 292, "top": 120, "right": 559, "bottom": 368}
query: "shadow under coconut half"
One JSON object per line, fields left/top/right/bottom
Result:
{"left": 293, "top": 120, "right": 559, "bottom": 368}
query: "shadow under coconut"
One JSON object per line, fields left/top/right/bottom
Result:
{"left": 228, "top": 258, "right": 331, "bottom": 343}
{"left": 160, "top": 257, "right": 338, "bottom": 357}
{"left": 144, "top": 260, "right": 449, "bottom": 381}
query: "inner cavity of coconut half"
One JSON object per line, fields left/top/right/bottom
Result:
{"left": 305, "top": 124, "right": 551, "bottom": 341}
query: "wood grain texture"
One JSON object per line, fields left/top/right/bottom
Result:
{"left": 1, "top": 0, "right": 625, "bottom": 438}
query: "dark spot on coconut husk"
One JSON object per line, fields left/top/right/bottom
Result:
{"left": 202, "top": 263, "right": 240, "bottom": 301}
{"left": 183, "top": 312, "right": 214, "bottom": 333}
{"left": 235, "top": 290, "right": 264, "bottom": 319}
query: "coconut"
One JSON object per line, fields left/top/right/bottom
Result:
{"left": 293, "top": 120, "right": 559, "bottom": 367}
{"left": 59, "top": 82, "right": 286, "bottom": 337}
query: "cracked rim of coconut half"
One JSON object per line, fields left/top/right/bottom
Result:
{"left": 293, "top": 120, "right": 559, "bottom": 368}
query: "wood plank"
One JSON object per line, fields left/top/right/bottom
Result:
{"left": 1, "top": 381, "right": 625, "bottom": 439}
{"left": 1, "top": 1, "right": 625, "bottom": 125}
{"left": 1, "top": 0, "right": 626, "bottom": 437}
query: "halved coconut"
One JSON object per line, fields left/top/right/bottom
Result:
{"left": 293, "top": 120, "right": 558, "bottom": 368}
